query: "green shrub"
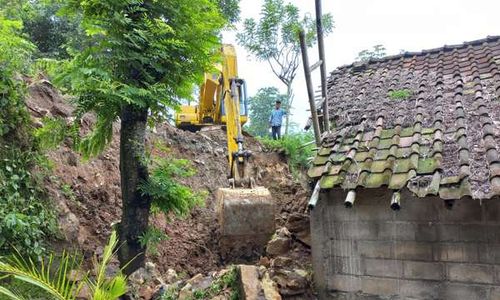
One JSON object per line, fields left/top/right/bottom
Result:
{"left": 33, "top": 117, "right": 68, "bottom": 150}
{"left": 138, "top": 227, "right": 168, "bottom": 256}
{"left": 141, "top": 155, "right": 207, "bottom": 218}
{"left": 0, "top": 12, "right": 57, "bottom": 258}
{"left": 0, "top": 146, "right": 57, "bottom": 258}
{"left": 259, "top": 133, "right": 315, "bottom": 176}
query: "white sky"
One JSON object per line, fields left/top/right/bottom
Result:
{"left": 223, "top": 0, "right": 500, "bottom": 129}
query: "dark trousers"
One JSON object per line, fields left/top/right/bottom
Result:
{"left": 271, "top": 126, "right": 281, "bottom": 140}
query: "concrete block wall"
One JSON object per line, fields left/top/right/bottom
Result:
{"left": 310, "top": 188, "right": 500, "bottom": 300}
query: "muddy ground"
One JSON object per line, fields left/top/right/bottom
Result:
{"left": 26, "top": 80, "right": 313, "bottom": 285}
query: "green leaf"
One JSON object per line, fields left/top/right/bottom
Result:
{"left": 0, "top": 286, "right": 28, "bottom": 300}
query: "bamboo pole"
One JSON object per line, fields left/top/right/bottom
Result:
{"left": 315, "top": 0, "right": 330, "bottom": 132}
{"left": 299, "top": 30, "right": 321, "bottom": 147}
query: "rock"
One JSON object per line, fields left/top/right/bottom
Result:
{"left": 59, "top": 212, "right": 80, "bottom": 241}
{"left": 258, "top": 256, "right": 271, "bottom": 268}
{"left": 261, "top": 272, "right": 282, "bottom": 300}
{"left": 199, "top": 133, "right": 213, "bottom": 142}
{"left": 178, "top": 283, "right": 193, "bottom": 300}
{"left": 285, "top": 213, "right": 311, "bottom": 246}
{"left": 129, "top": 267, "right": 148, "bottom": 285}
{"left": 29, "top": 106, "right": 50, "bottom": 118}
{"left": 214, "top": 147, "right": 224, "bottom": 157}
{"left": 67, "top": 269, "right": 86, "bottom": 282}
{"left": 270, "top": 256, "right": 292, "bottom": 268}
{"left": 215, "top": 268, "right": 230, "bottom": 278}
{"left": 266, "top": 227, "right": 293, "bottom": 256}
{"left": 266, "top": 236, "right": 291, "bottom": 257}
{"left": 145, "top": 261, "right": 156, "bottom": 273}
{"left": 188, "top": 273, "right": 213, "bottom": 291}
{"left": 32, "top": 118, "right": 44, "bottom": 128}
{"left": 77, "top": 227, "right": 90, "bottom": 246}
{"left": 275, "top": 227, "right": 291, "bottom": 238}
{"left": 76, "top": 283, "right": 92, "bottom": 300}
{"left": 139, "top": 286, "right": 155, "bottom": 300}
{"left": 194, "top": 159, "right": 205, "bottom": 165}
{"left": 165, "top": 268, "right": 178, "bottom": 284}
{"left": 238, "top": 265, "right": 262, "bottom": 300}
{"left": 50, "top": 102, "right": 73, "bottom": 118}
{"left": 271, "top": 269, "right": 309, "bottom": 296}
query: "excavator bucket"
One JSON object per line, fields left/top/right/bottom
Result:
{"left": 216, "top": 186, "right": 275, "bottom": 257}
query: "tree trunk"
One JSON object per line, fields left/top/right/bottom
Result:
{"left": 284, "top": 83, "right": 293, "bottom": 136}
{"left": 118, "top": 104, "right": 151, "bottom": 275}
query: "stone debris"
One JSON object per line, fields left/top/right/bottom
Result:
{"left": 127, "top": 262, "right": 314, "bottom": 300}
{"left": 270, "top": 268, "right": 309, "bottom": 296}
{"left": 261, "top": 272, "right": 282, "bottom": 300}
{"left": 285, "top": 212, "right": 311, "bottom": 247}
{"left": 239, "top": 265, "right": 264, "bottom": 299}
{"left": 266, "top": 228, "right": 292, "bottom": 257}
{"left": 165, "top": 268, "right": 178, "bottom": 284}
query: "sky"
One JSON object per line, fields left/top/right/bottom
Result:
{"left": 223, "top": 0, "right": 500, "bottom": 129}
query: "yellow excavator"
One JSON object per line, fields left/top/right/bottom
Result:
{"left": 175, "top": 44, "right": 275, "bottom": 255}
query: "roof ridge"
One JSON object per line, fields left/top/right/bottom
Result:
{"left": 332, "top": 35, "right": 500, "bottom": 74}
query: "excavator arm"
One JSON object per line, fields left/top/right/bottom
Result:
{"left": 175, "top": 44, "right": 275, "bottom": 256}
{"left": 219, "top": 45, "right": 253, "bottom": 186}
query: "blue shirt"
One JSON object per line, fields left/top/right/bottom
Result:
{"left": 269, "top": 108, "right": 287, "bottom": 127}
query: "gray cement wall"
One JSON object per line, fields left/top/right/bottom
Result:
{"left": 310, "top": 188, "right": 500, "bottom": 300}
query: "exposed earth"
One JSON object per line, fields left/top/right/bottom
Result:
{"left": 26, "top": 79, "right": 314, "bottom": 299}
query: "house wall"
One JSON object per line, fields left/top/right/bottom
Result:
{"left": 310, "top": 188, "right": 500, "bottom": 300}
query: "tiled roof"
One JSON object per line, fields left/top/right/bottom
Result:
{"left": 309, "top": 36, "right": 500, "bottom": 200}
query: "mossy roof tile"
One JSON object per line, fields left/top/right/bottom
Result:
{"left": 308, "top": 36, "right": 500, "bottom": 200}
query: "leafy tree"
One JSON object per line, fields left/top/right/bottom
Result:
{"left": 0, "top": 0, "right": 81, "bottom": 59}
{"left": 237, "top": 0, "right": 333, "bottom": 135}
{"left": 246, "top": 87, "right": 288, "bottom": 137}
{"left": 217, "top": 0, "right": 241, "bottom": 24}
{"left": 356, "top": 44, "right": 386, "bottom": 62}
{"left": 59, "top": 0, "right": 227, "bottom": 274}
{"left": 22, "top": 0, "right": 84, "bottom": 59}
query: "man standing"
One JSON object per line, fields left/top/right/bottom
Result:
{"left": 269, "top": 100, "right": 287, "bottom": 140}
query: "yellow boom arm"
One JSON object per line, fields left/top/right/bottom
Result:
{"left": 175, "top": 45, "right": 252, "bottom": 185}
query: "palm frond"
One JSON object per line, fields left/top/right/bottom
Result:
{"left": 87, "top": 231, "right": 128, "bottom": 300}
{"left": 0, "top": 286, "right": 28, "bottom": 300}
{"left": 0, "top": 251, "right": 86, "bottom": 300}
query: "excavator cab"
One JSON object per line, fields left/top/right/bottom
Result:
{"left": 174, "top": 45, "right": 275, "bottom": 257}
{"left": 220, "top": 78, "right": 248, "bottom": 125}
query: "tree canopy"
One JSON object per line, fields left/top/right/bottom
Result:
{"left": 60, "top": 0, "right": 226, "bottom": 157}
{"left": 58, "top": 0, "right": 228, "bottom": 273}
{"left": 237, "top": 0, "right": 333, "bottom": 135}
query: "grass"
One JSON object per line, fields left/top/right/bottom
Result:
{"left": 258, "top": 133, "right": 315, "bottom": 177}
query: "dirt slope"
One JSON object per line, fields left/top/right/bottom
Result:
{"left": 26, "top": 80, "right": 312, "bottom": 278}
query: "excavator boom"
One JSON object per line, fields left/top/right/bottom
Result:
{"left": 174, "top": 45, "right": 275, "bottom": 255}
